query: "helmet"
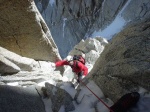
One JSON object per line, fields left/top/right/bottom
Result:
{"left": 66, "top": 55, "right": 73, "bottom": 61}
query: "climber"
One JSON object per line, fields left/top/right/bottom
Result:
{"left": 51, "top": 55, "right": 88, "bottom": 86}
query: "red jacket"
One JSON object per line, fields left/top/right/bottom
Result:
{"left": 55, "top": 60, "right": 88, "bottom": 76}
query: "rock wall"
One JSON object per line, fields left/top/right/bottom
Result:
{"left": 35, "top": 0, "right": 150, "bottom": 58}
{"left": 0, "top": 85, "right": 45, "bottom": 112}
{"left": 0, "top": 0, "right": 61, "bottom": 61}
{"left": 34, "top": 0, "right": 104, "bottom": 58}
{"left": 90, "top": 18, "right": 150, "bottom": 101}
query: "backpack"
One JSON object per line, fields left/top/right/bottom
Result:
{"left": 73, "top": 55, "right": 85, "bottom": 65}
{"left": 110, "top": 92, "right": 140, "bottom": 112}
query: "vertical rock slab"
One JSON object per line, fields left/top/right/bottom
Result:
{"left": 0, "top": 0, "right": 61, "bottom": 61}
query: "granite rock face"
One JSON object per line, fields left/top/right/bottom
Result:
{"left": 90, "top": 18, "right": 150, "bottom": 101}
{"left": 35, "top": 0, "right": 150, "bottom": 58}
{"left": 0, "top": 0, "right": 61, "bottom": 61}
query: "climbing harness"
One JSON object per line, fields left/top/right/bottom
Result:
{"left": 80, "top": 79, "right": 114, "bottom": 112}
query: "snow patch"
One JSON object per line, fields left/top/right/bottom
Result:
{"left": 60, "top": 82, "right": 77, "bottom": 99}
{"left": 7, "top": 82, "right": 19, "bottom": 86}
{"left": 91, "top": 0, "right": 132, "bottom": 40}
{"left": 49, "top": 0, "right": 55, "bottom": 6}
{"left": 63, "top": 18, "right": 67, "bottom": 38}
{"left": 92, "top": 16, "right": 126, "bottom": 39}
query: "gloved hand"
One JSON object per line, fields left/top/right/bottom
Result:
{"left": 51, "top": 63, "right": 56, "bottom": 69}
{"left": 77, "top": 75, "right": 85, "bottom": 83}
{"left": 81, "top": 75, "right": 85, "bottom": 79}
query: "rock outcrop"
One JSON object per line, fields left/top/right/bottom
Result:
{"left": 0, "top": 0, "right": 61, "bottom": 61}
{"left": 0, "top": 47, "right": 39, "bottom": 73}
{"left": 45, "top": 82, "right": 75, "bottom": 112}
{"left": 90, "top": 18, "right": 150, "bottom": 101}
{"left": 0, "top": 54, "right": 21, "bottom": 74}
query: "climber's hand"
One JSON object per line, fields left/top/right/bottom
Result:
{"left": 51, "top": 63, "right": 56, "bottom": 69}
{"left": 77, "top": 75, "right": 85, "bottom": 83}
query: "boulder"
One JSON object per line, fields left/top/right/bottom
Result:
{"left": 0, "top": 0, "right": 61, "bottom": 61}
{"left": 45, "top": 82, "right": 75, "bottom": 112}
{"left": 0, "top": 47, "right": 39, "bottom": 71}
{"left": 0, "top": 54, "right": 20, "bottom": 75}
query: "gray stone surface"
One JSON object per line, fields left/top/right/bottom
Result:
{"left": 90, "top": 18, "right": 150, "bottom": 101}
{"left": 122, "top": 0, "right": 150, "bottom": 21}
{"left": 45, "top": 82, "right": 75, "bottom": 112}
{"left": 0, "top": 54, "right": 20, "bottom": 75}
{"left": 0, "top": 0, "right": 61, "bottom": 61}
{"left": 0, "top": 85, "right": 45, "bottom": 112}
{"left": 0, "top": 47, "right": 39, "bottom": 72}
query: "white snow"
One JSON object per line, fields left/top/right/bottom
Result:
{"left": 56, "top": 72, "right": 150, "bottom": 112}
{"left": 60, "top": 82, "right": 77, "bottom": 98}
{"left": 6, "top": 76, "right": 150, "bottom": 112}
{"left": 101, "top": 0, "right": 106, "bottom": 14}
{"left": 91, "top": 0, "right": 132, "bottom": 40}
{"left": 62, "top": 18, "right": 67, "bottom": 38}
{"left": 49, "top": 0, "right": 55, "bottom": 6}
{"left": 35, "top": 59, "right": 150, "bottom": 112}
{"left": 7, "top": 82, "right": 19, "bottom": 86}
{"left": 92, "top": 16, "right": 126, "bottom": 39}
{"left": 58, "top": 81, "right": 113, "bottom": 112}
{"left": 38, "top": 79, "right": 56, "bottom": 87}
{"left": 38, "top": 79, "right": 150, "bottom": 112}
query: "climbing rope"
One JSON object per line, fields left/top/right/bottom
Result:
{"left": 80, "top": 80, "right": 114, "bottom": 112}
